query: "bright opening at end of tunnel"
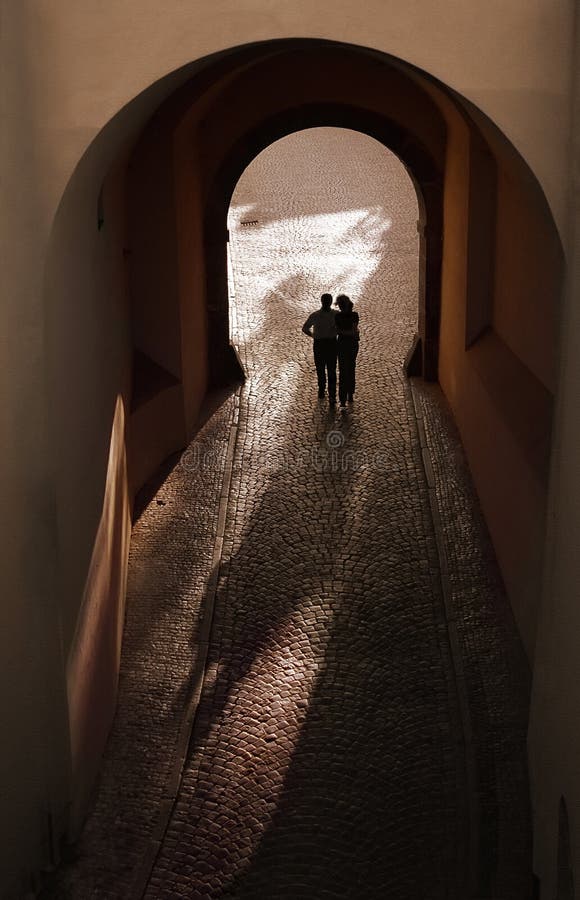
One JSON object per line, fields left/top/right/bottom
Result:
{"left": 227, "top": 127, "right": 420, "bottom": 347}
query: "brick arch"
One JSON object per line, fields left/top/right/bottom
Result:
{"left": 203, "top": 103, "right": 443, "bottom": 383}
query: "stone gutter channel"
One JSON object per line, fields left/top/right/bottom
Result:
{"left": 408, "top": 375, "right": 532, "bottom": 900}
{"left": 408, "top": 377, "right": 480, "bottom": 897}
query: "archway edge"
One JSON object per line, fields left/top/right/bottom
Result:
{"left": 43, "top": 31, "right": 569, "bottom": 243}
{"left": 217, "top": 112, "right": 436, "bottom": 216}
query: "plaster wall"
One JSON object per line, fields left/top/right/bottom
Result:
{"left": 437, "top": 107, "right": 470, "bottom": 404}
{"left": 448, "top": 332, "right": 552, "bottom": 655}
{"left": 7, "top": 0, "right": 571, "bottom": 236}
{"left": 124, "top": 92, "right": 212, "bottom": 491}
{"left": 45, "top": 155, "right": 132, "bottom": 651}
{"left": 528, "top": 5, "right": 580, "bottom": 894}
{"left": 464, "top": 131, "right": 496, "bottom": 348}
{"left": 128, "top": 79, "right": 220, "bottom": 447}
{"left": 432, "top": 81, "right": 560, "bottom": 657}
{"left": 127, "top": 385, "right": 186, "bottom": 495}
{"left": 41, "top": 146, "right": 136, "bottom": 861}
{"left": 493, "top": 151, "right": 562, "bottom": 394}
{"left": 129, "top": 122, "right": 181, "bottom": 379}
{"left": 1, "top": 5, "right": 70, "bottom": 890}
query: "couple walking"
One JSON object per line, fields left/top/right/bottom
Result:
{"left": 302, "top": 294, "right": 360, "bottom": 407}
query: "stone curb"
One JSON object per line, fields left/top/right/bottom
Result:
{"left": 128, "top": 392, "right": 242, "bottom": 900}
{"left": 408, "top": 376, "right": 480, "bottom": 897}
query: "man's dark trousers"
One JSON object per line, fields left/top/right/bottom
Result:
{"left": 313, "top": 338, "right": 337, "bottom": 399}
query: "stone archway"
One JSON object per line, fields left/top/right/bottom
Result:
{"left": 203, "top": 102, "right": 441, "bottom": 384}
{"left": 42, "top": 36, "right": 563, "bottom": 840}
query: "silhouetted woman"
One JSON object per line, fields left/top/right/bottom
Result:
{"left": 335, "top": 294, "right": 359, "bottom": 407}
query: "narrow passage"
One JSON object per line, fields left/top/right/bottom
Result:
{"left": 45, "top": 128, "right": 531, "bottom": 900}
{"left": 146, "top": 129, "right": 528, "bottom": 898}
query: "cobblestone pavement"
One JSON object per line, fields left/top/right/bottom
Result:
{"left": 412, "top": 380, "right": 531, "bottom": 900}
{"left": 43, "top": 128, "right": 531, "bottom": 899}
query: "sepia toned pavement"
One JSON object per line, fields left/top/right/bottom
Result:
{"left": 43, "top": 129, "right": 531, "bottom": 900}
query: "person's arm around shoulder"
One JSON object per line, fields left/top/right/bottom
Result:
{"left": 302, "top": 313, "right": 315, "bottom": 337}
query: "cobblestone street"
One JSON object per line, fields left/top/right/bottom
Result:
{"left": 44, "top": 129, "right": 531, "bottom": 899}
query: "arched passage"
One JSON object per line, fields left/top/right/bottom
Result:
{"left": 204, "top": 103, "right": 439, "bottom": 384}
{"left": 228, "top": 127, "right": 424, "bottom": 368}
{"left": 226, "top": 125, "right": 421, "bottom": 391}
{"left": 125, "top": 37, "right": 562, "bottom": 649}
{"left": 42, "top": 37, "right": 563, "bottom": 839}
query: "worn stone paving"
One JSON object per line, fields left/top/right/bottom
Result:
{"left": 412, "top": 380, "right": 532, "bottom": 899}
{"left": 42, "top": 128, "right": 531, "bottom": 899}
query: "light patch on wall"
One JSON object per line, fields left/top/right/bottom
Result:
{"left": 66, "top": 394, "right": 131, "bottom": 835}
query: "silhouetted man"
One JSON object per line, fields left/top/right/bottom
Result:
{"left": 302, "top": 293, "right": 338, "bottom": 404}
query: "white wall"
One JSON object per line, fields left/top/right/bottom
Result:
{"left": 10, "top": 0, "right": 572, "bottom": 236}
